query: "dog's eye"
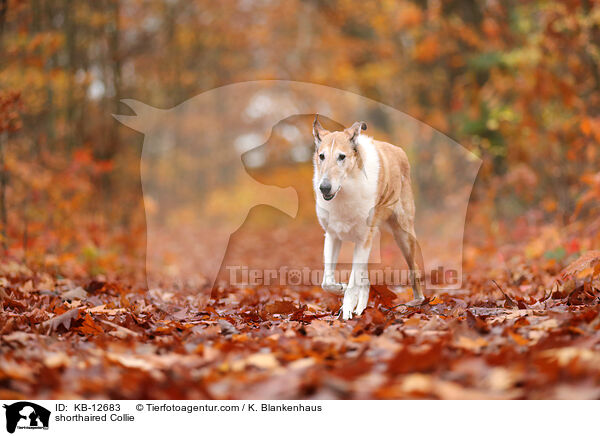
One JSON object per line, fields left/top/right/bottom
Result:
{"left": 319, "top": 153, "right": 325, "bottom": 160}
{"left": 338, "top": 154, "right": 346, "bottom": 161}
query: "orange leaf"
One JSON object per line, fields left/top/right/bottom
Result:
{"left": 508, "top": 330, "right": 529, "bottom": 346}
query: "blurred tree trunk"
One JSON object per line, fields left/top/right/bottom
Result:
{"left": 0, "top": 0, "right": 6, "bottom": 36}
{"left": 109, "top": 0, "right": 121, "bottom": 154}
{"left": 63, "top": 0, "right": 76, "bottom": 149}
{"left": 0, "top": 0, "right": 7, "bottom": 251}
{"left": 108, "top": 0, "right": 126, "bottom": 224}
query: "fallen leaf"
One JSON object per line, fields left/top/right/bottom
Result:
{"left": 41, "top": 308, "right": 81, "bottom": 333}
{"left": 61, "top": 286, "right": 88, "bottom": 301}
{"left": 264, "top": 300, "right": 297, "bottom": 315}
{"left": 507, "top": 330, "right": 529, "bottom": 346}
{"left": 561, "top": 251, "right": 600, "bottom": 281}
{"left": 218, "top": 319, "right": 240, "bottom": 335}
{"left": 455, "top": 336, "right": 488, "bottom": 352}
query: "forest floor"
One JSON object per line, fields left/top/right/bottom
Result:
{"left": 1, "top": 237, "right": 600, "bottom": 400}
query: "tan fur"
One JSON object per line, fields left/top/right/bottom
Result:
{"left": 373, "top": 140, "right": 424, "bottom": 300}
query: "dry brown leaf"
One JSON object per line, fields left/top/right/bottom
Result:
{"left": 61, "top": 286, "right": 88, "bottom": 300}
{"left": 561, "top": 251, "right": 600, "bottom": 281}
{"left": 41, "top": 308, "right": 81, "bottom": 333}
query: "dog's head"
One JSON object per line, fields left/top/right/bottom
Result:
{"left": 312, "top": 116, "right": 367, "bottom": 201}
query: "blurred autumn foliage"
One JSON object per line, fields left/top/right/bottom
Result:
{"left": 0, "top": 0, "right": 598, "bottom": 268}
{"left": 1, "top": 0, "right": 600, "bottom": 399}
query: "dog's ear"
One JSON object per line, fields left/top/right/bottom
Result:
{"left": 346, "top": 121, "right": 367, "bottom": 149}
{"left": 313, "top": 115, "right": 329, "bottom": 146}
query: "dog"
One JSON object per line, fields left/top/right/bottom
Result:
{"left": 312, "top": 116, "right": 425, "bottom": 320}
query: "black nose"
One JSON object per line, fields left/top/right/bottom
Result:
{"left": 319, "top": 179, "right": 332, "bottom": 195}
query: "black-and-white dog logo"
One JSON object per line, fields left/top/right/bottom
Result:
{"left": 3, "top": 402, "right": 50, "bottom": 433}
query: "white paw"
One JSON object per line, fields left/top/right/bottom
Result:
{"left": 342, "top": 287, "right": 359, "bottom": 320}
{"left": 354, "top": 286, "right": 370, "bottom": 316}
{"left": 341, "top": 286, "right": 369, "bottom": 320}
{"left": 322, "top": 279, "right": 346, "bottom": 295}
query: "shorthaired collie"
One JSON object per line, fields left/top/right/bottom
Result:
{"left": 312, "top": 117, "right": 424, "bottom": 319}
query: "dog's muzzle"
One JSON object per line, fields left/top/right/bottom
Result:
{"left": 319, "top": 179, "right": 336, "bottom": 201}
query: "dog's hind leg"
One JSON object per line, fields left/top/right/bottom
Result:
{"left": 321, "top": 232, "right": 345, "bottom": 295}
{"left": 389, "top": 216, "right": 425, "bottom": 305}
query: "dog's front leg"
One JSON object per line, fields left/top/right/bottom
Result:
{"left": 342, "top": 242, "right": 371, "bottom": 320}
{"left": 321, "top": 232, "right": 345, "bottom": 295}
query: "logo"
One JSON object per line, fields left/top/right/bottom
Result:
{"left": 3, "top": 402, "right": 50, "bottom": 434}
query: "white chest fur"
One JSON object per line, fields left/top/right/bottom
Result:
{"left": 314, "top": 135, "right": 380, "bottom": 244}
